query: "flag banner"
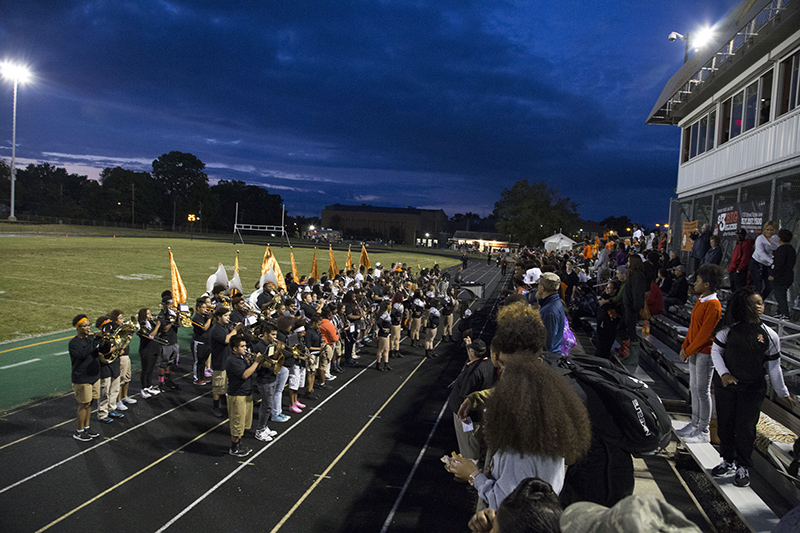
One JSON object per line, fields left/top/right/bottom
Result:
{"left": 328, "top": 245, "right": 338, "bottom": 279}
{"left": 290, "top": 247, "right": 300, "bottom": 284}
{"left": 230, "top": 250, "right": 244, "bottom": 295}
{"left": 360, "top": 244, "right": 370, "bottom": 270}
{"left": 168, "top": 247, "right": 187, "bottom": 305}
{"left": 311, "top": 248, "right": 319, "bottom": 280}
{"left": 346, "top": 244, "right": 353, "bottom": 271}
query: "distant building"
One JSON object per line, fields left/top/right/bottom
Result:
{"left": 321, "top": 204, "right": 449, "bottom": 245}
{"left": 449, "top": 231, "right": 519, "bottom": 253}
{"left": 647, "top": 0, "right": 800, "bottom": 275}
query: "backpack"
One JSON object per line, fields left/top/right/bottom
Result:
{"left": 552, "top": 355, "right": 671, "bottom": 456}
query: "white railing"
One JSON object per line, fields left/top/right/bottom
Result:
{"left": 677, "top": 109, "right": 800, "bottom": 196}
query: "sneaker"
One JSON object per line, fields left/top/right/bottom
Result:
{"left": 147, "top": 386, "right": 161, "bottom": 395}
{"left": 315, "top": 383, "right": 330, "bottom": 390}
{"left": 122, "top": 397, "right": 137, "bottom": 404}
{"left": 683, "top": 429, "right": 710, "bottom": 443}
{"left": 99, "top": 416, "right": 114, "bottom": 424}
{"left": 255, "top": 429, "right": 273, "bottom": 442}
{"left": 675, "top": 423, "right": 696, "bottom": 437}
{"left": 109, "top": 411, "right": 125, "bottom": 419}
{"left": 193, "top": 379, "right": 208, "bottom": 385}
{"left": 212, "top": 407, "right": 223, "bottom": 417}
{"left": 229, "top": 443, "right": 253, "bottom": 458}
{"left": 85, "top": 427, "right": 100, "bottom": 438}
{"left": 271, "top": 413, "right": 291, "bottom": 423}
{"left": 352, "top": 354, "right": 361, "bottom": 360}
{"left": 325, "top": 373, "right": 337, "bottom": 381}
{"left": 711, "top": 460, "right": 736, "bottom": 477}
{"left": 73, "top": 430, "right": 92, "bottom": 442}
{"left": 294, "top": 401, "right": 306, "bottom": 409}
{"left": 116, "top": 401, "right": 129, "bottom": 411}
{"left": 734, "top": 465, "right": 750, "bottom": 487}
{"left": 204, "top": 368, "right": 213, "bottom": 377}
{"left": 265, "top": 429, "right": 278, "bottom": 437}
{"left": 304, "top": 392, "right": 320, "bottom": 400}
{"left": 140, "top": 389, "right": 152, "bottom": 399}
{"left": 289, "top": 405, "right": 302, "bottom": 413}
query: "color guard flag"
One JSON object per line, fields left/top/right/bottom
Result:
{"left": 229, "top": 250, "right": 244, "bottom": 295}
{"left": 346, "top": 244, "right": 353, "bottom": 271}
{"left": 261, "top": 244, "right": 287, "bottom": 290}
{"left": 290, "top": 247, "right": 300, "bottom": 284}
{"left": 261, "top": 245, "right": 273, "bottom": 277}
{"left": 360, "top": 243, "right": 370, "bottom": 270}
{"left": 311, "top": 248, "right": 319, "bottom": 280}
{"left": 168, "top": 247, "right": 187, "bottom": 306}
{"left": 328, "top": 245, "right": 338, "bottom": 279}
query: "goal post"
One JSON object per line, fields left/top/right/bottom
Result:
{"left": 232, "top": 202, "right": 292, "bottom": 247}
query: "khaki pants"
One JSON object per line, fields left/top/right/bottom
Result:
{"left": 390, "top": 325, "right": 401, "bottom": 351}
{"left": 442, "top": 315, "right": 454, "bottom": 336}
{"left": 98, "top": 375, "right": 121, "bottom": 419}
{"left": 320, "top": 345, "right": 333, "bottom": 376}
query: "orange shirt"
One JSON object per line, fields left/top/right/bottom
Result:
{"left": 681, "top": 294, "right": 722, "bottom": 356}
{"left": 320, "top": 319, "right": 339, "bottom": 345}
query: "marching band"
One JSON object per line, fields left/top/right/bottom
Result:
{"left": 68, "top": 261, "right": 460, "bottom": 456}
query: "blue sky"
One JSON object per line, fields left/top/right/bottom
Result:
{"left": 0, "top": 0, "right": 742, "bottom": 224}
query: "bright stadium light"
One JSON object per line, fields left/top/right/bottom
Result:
{"left": 1, "top": 61, "right": 32, "bottom": 221}
{"left": 692, "top": 26, "right": 715, "bottom": 50}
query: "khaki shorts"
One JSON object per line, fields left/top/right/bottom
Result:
{"left": 212, "top": 370, "right": 228, "bottom": 396}
{"left": 73, "top": 380, "right": 100, "bottom": 404}
{"left": 228, "top": 395, "right": 253, "bottom": 438}
{"left": 119, "top": 355, "right": 132, "bottom": 384}
{"left": 306, "top": 352, "right": 319, "bottom": 373}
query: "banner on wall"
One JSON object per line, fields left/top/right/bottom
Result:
{"left": 712, "top": 200, "right": 767, "bottom": 239}
{"left": 681, "top": 221, "right": 698, "bottom": 252}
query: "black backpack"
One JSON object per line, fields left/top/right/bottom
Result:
{"left": 551, "top": 355, "right": 672, "bottom": 456}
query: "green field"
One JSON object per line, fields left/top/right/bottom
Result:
{"left": 0, "top": 234, "right": 459, "bottom": 343}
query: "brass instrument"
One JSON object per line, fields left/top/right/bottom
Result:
{"left": 137, "top": 319, "right": 171, "bottom": 346}
{"left": 178, "top": 303, "right": 195, "bottom": 328}
{"left": 99, "top": 318, "right": 140, "bottom": 364}
{"left": 256, "top": 344, "right": 285, "bottom": 375}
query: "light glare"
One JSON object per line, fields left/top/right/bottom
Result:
{"left": 692, "top": 27, "right": 715, "bottom": 50}
{"left": 1, "top": 62, "right": 32, "bottom": 83}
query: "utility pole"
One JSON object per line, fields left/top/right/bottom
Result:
{"left": 131, "top": 182, "right": 135, "bottom": 226}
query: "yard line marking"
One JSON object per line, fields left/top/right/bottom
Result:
{"left": 0, "top": 392, "right": 209, "bottom": 495}
{"left": 268, "top": 357, "right": 429, "bottom": 533}
{"left": 34, "top": 420, "right": 228, "bottom": 533}
{"left": 0, "top": 336, "right": 73, "bottom": 355}
{"left": 0, "top": 358, "right": 41, "bottom": 370}
{"left": 380, "top": 399, "right": 450, "bottom": 533}
{"left": 155, "top": 362, "right": 377, "bottom": 533}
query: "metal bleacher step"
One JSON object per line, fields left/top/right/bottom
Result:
{"left": 671, "top": 419, "right": 780, "bottom": 533}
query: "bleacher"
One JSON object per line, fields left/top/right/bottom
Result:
{"left": 575, "top": 290, "right": 800, "bottom": 531}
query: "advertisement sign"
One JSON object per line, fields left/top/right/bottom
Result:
{"left": 681, "top": 221, "right": 698, "bottom": 252}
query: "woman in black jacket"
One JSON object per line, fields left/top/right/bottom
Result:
{"left": 621, "top": 255, "right": 646, "bottom": 368}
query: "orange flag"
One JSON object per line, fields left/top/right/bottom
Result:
{"left": 359, "top": 244, "right": 370, "bottom": 270}
{"left": 310, "top": 248, "right": 319, "bottom": 280}
{"left": 290, "top": 247, "right": 300, "bottom": 284}
{"left": 346, "top": 244, "right": 353, "bottom": 271}
{"left": 261, "top": 245, "right": 273, "bottom": 277}
{"left": 229, "top": 250, "right": 244, "bottom": 295}
{"left": 328, "top": 245, "right": 338, "bottom": 279}
{"left": 261, "top": 244, "right": 287, "bottom": 290}
{"left": 168, "top": 247, "right": 187, "bottom": 306}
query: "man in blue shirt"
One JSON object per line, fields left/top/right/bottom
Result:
{"left": 537, "top": 272, "right": 565, "bottom": 355}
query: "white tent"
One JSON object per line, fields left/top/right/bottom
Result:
{"left": 542, "top": 233, "right": 577, "bottom": 253}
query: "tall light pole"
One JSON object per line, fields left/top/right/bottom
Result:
{"left": 2, "top": 61, "right": 31, "bottom": 221}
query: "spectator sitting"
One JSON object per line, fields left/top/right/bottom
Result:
{"left": 536, "top": 272, "right": 565, "bottom": 355}
{"left": 702, "top": 234, "right": 722, "bottom": 265}
{"left": 467, "top": 477, "right": 562, "bottom": 533}
{"left": 664, "top": 265, "right": 689, "bottom": 309}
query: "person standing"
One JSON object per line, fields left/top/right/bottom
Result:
{"left": 225, "top": 335, "right": 263, "bottom": 457}
{"left": 728, "top": 229, "right": 754, "bottom": 291}
{"left": 710, "top": 286, "right": 795, "bottom": 487}
{"left": 136, "top": 308, "right": 162, "bottom": 398}
{"left": 156, "top": 297, "right": 179, "bottom": 391}
{"left": 69, "top": 314, "right": 102, "bottom": 441}
{"left": 389, "top": 292, "right": 405, "bottom": 358}
{"left": 690, "top": 224, "right": 712, "bottom": 272}
{"left": 109, "top": 310, "right": 136, "bottom": 411}
{"left": 209, "top": 307, "right": 241, "bottom": 417}
{"left": 772, "top": 229, "right": 796, "bottom": 320}
{"left": 96, "top": 316, "right": 124, "bottom": 425}
{"left": 375, "top": 301, "right": 392, "bottom": 371}
{"left": 448, "top": 338, "right": 495, "bottom": 460}
{"left": 537, "top": 272, "right": 565, "bottom": 355}
{"left": 749, "top": 221, "right": 779, "bottom": 299}
{"left": 191, "top": 297, "right": 213, "bottom": 385}
{"left": 424, "top": 299, "right": 441, "bottom": 358}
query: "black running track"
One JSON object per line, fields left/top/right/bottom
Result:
{"left": 0, "top": 262, "right": 508, "bottom": 533}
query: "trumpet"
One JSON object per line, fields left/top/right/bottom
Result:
{"left": 99, "top": 318, "right": 140, "bottom": 364}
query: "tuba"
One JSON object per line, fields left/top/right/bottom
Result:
{"left": 99, "top": 318, "right": 140, "bottom": 364}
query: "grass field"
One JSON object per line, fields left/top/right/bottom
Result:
{"left": 0, "top": 235, "right": 459, "bottom": 342}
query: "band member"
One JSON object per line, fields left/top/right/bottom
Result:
{"left": 319, "top": 307, "right": 339, "bottom": 383}
{"left": 389, "top": 292, "right": 405, "bottom": 359}
{"left": 305, "top": 315, "right": 325, "bottom": 395}
{"left": 109, "top": 309, "right": 136, "bottom": 411}
{"left": 69, "top": 314, "right": 101, "bottom": 441}
{"left": 226, "top": 335, "right": 263, "bottom": 457}
{"left": 343, "top": 291, "right": 363, "bottom": 365}
{"left": 283, "top": 318, "right": 309, "bottom": 413}
{"left": 209, "top": 307, "right": 242, "bottom": 417}
{"left": 252, "top": 324, "right": 282, "bottom": 441}
{"left": 96, "top": 315, "right": 124, "bottom": 424}
{"left": 137, "top": 308, "right": 162, "bottom": 398}
{"left": 375, "top": 301, "right": 391, "bottom": 371}
{"left": 191, "top": 297, "right": 213, "bottom": 385}
{"left": 440, "top": 288, "right": 457, "bottom": 342}
{"left": 156, "top": 297, "right": 179, "bottom": 391}
{"left": 409, "top": 291, "right": 425, "bottom": 347}
{"left": 424, "top": 299, "right": 441, "bottom": 358}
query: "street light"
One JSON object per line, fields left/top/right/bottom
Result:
{"left": 669, "top": 26, "right": 714, "bottom": 63}
{"left": 2, "top": 61, "right": 31, "bottom": 221}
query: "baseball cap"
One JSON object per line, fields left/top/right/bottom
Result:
{"left": 465, "top": 339, "right": 486, "bottom": 354}
{"left": 539, "top": 272, "right": 561, "bottom": 292}
{"left": 671, "top": 265, "right": 686, "bottom": 273}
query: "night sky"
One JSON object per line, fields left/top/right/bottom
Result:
{"left": 0, "top": 1, "right": 741, "bottom": 225}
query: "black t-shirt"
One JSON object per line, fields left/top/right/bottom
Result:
{"left": 252, "top": 340, "right": 278, "bottom": 384}
{"left": 305, "top": 328, "right": 322, "bottom": 352}
{"left": 563, "top": 271, "right": 580, "bottom": 302}
{"left": 69, "top": 335, "right": 101, "bottom": 384}
{"left": 276, "top": 331, "right": 296, "bottom": 368}
{"left": 192, "top": 313, "right": 211, "bottom": 342}
{"left": 301, "top": 302, "right": 318, "bottom": 320}
{"left": 209, "top": 323, "right": 232, "bottom": 370}
{"left": 157, "top": 309, "right": 178, "bottom": 344}
{"left": 230, "top": 309, "right": 247, "bottom": 327}
{"left": 225, "top": 353, "right": 253, "bottom": 396}
{"left": 390, "top": 306, "right": 403, "bottom": 326}
{"left": 257, "top": 291, "right": 274, "bottom": 310}
{"left": 447, "top": 358, "right": 496, "bottom": 414}
{"left": 377, "top": 316, "right": 391, "bottom": 337}
{"left": 100, "top": 356, "right": 121, "bottom": 379}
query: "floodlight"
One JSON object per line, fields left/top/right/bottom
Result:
{"left": 692, "top": 26, "right": 715, "bottom": 50}
{"left": 1, "top": 62, "right": 31, "bottom": 84}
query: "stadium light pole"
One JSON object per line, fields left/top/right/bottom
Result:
{"left": 2, "top": 61, "right": 31, "bottom": 221}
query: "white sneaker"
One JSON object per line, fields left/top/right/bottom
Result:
{"left": 116, "top": 401, "right": 129, "bottom": 411}
{"left": 325, "top": 373, "right": 337, "bottom": 381}
{"left": 255, "top": 429, "right": 273, "bottom": 442}
{"left": 684, "top": 429, "right": 710, "bottom": 444}
{"left": 123, "top": 397, "right": 137, "bottom": 404}
{"left": 148, "top": 386, "right": 162, "bottom": 395}
{"left": 140, "top": 388, "right": 152, "bottom": 399}
{"left": 265, "top": 428, "right": 277, "bottom": 437}
{"left": 676, "top": 423, "right": 696, "bottom": 437}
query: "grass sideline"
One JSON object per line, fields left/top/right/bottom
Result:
{"left": 0, "top": 234, "right": 459, "bottom": 342}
